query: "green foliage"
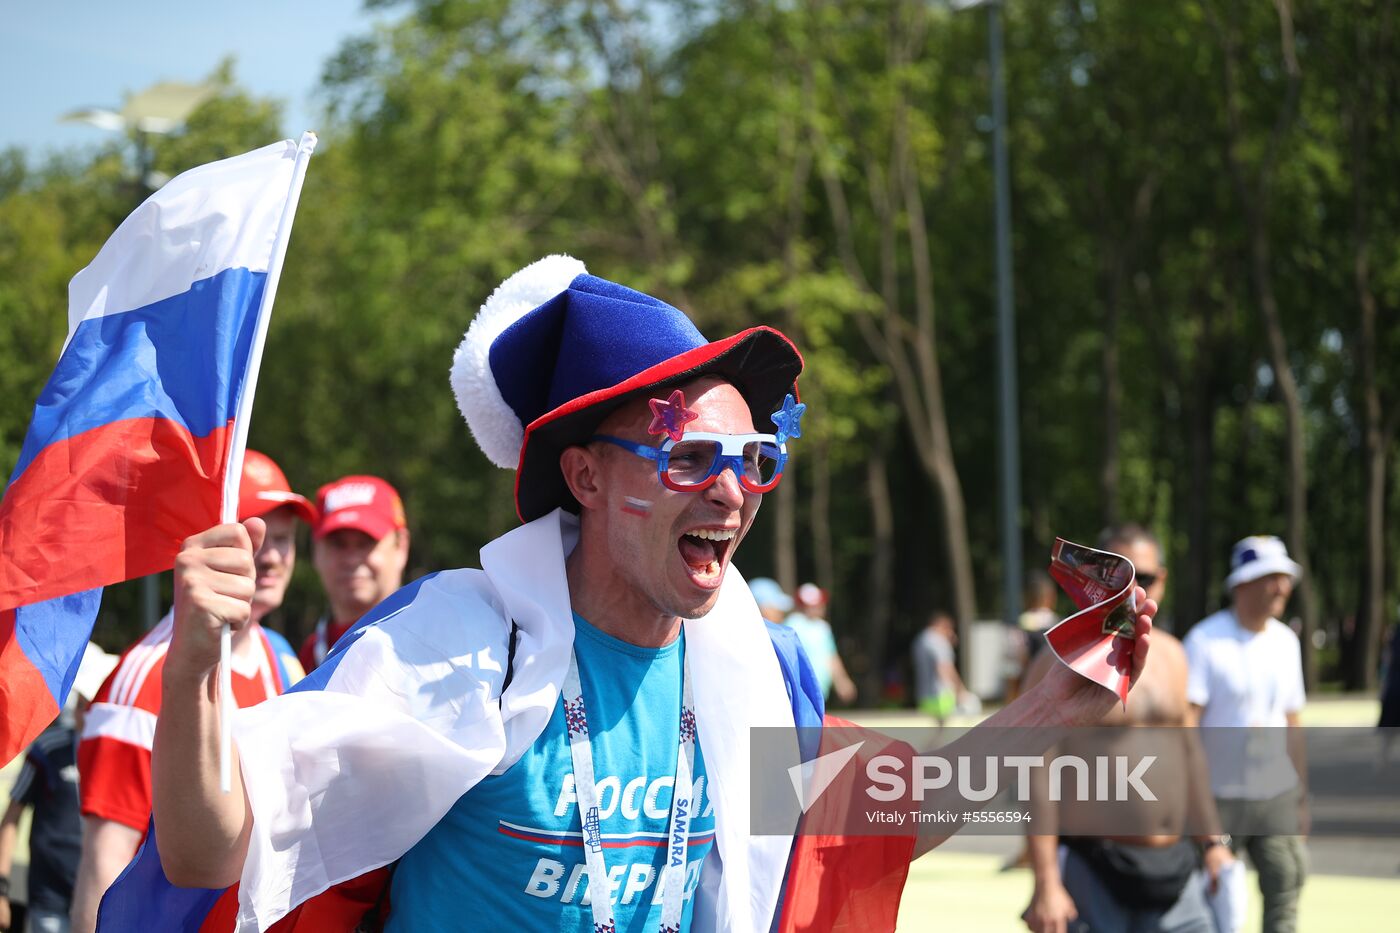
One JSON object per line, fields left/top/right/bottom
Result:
{"left": 3, "top": 0, "right": 1397, "bottom": 681}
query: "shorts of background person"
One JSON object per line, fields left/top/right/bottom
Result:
{"left": 27, "top": 907, "right": 70, "bottom": 932}
{"left": 918, "top": 690, "right": 955, "bottom": 722}
{"left": 1059, "top": 842, "right": 1215, "bottom": 933}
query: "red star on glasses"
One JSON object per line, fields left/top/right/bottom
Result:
{"left": 647, "top": 389, "right": 699, "bottom": 442}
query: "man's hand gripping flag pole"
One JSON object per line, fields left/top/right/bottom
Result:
{"left": 216, "top": 131, "right": 318, "bottom": 792}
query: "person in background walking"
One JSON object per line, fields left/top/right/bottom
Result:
{"left": 1185, "top": 535, "right": 1308, "bottom": 933}
{"left": 913, "top": 611, "right": 970, "bottom": 728}
{"left": 784, "top": 583, "right": 857, "bottom": 705}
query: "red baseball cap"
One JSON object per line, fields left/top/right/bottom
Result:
{"left": 238, "top": 450, "right": 317, "bottom": 525}
{"left": 314, "top": 475, "right": 407, "bottom": 541}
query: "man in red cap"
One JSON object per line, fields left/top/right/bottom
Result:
{"left": 68, "top": 451, "right": 314, "bottom": 933}
{"left": 125, "top": 257, "right": 1154, "bottom": 932}
{"left": 297, "top": 476, "right": 410, "bottom": 672}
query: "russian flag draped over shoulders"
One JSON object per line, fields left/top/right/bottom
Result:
{"left": 0, "top": 136, "right": 315, "bottom": 765}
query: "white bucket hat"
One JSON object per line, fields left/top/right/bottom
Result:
{"left": 1225, "top": 535, "right": 1302, "bottom": 590}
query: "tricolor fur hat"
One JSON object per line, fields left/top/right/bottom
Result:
{"left": 451, "top": 255, "right": 803, "bottom": 522}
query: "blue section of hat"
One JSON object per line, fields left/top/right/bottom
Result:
{"left": 488, "top": 273, "right": 708, "bottom": 428}
{"left": 1235, "top": 547, "right": 1258, "bottom": 568}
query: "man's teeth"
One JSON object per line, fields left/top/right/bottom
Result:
{"left": 690, "top": 528, "right": 737, "bottom": 542}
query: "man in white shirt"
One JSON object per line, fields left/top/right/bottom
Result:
{"left": 1184, "top": 535, "right": 1308, "bottom": 933}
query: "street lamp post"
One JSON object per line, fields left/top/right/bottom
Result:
{"left": 952, "top": 0, "right": 1022, "bottom": 634}
{"left": 63, "top": 80, "right": 216, "bottom": 193}
{"left": 987, "top": 1, "right": 1022, "bottom": 637}
{"left": 61, "top": 80, "right": 215, "bottom": 630}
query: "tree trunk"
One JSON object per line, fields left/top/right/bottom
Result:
{"left": 1250, "top": 236, "right": 1319, "bottom": 685}
{"left": 773, "top": 79, "right": 813, "bottom": 601}
{"left": 802, "top": 6, "right": 980, "bottom": 648}
{"left": 1347, "top": 10, "right": 1390, "bottom": 690}
{"left": 1215, "top": 0, "right": 1318, "bottom": 683}
{"left": 1356, "top": 416, "right": 1386, "bottom": 689}
{"left": 865, "top": 451, "right": 896, "bottom": 701}
{"left": 1182, "top": 363, "right": 1217, "bottom": 634}
{"left": 774, "top": 460, "right": 798, "bottom": 595}
{"left": 812, "top": 441, "right": 836, "bottom": 594}
{"left": 1100, "top": 259, "right": 1123, "bottom": 529}
{"left": 898, "top": 100, "right": 979, "bottom": 642}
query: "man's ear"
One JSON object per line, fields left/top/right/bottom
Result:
{"left": 560, "top": 445, "right": 606, "bottom": 510}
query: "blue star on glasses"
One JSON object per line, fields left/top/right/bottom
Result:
{"left": 770, "top": 393, "right": 806, "bottom": 444}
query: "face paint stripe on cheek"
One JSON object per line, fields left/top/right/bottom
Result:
{"left": 621, "top": 496, "right": 653, "bottom": 518}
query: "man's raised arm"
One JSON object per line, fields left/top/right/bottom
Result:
{"left": 150, "top": 521, "right": 264, "bottom": 888}
{"left": 911, "top": 595, "right": 1155, "bottom": 858}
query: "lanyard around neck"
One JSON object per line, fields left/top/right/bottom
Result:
{"left": 562, "top": 641, "right": 696, "bottom": 933}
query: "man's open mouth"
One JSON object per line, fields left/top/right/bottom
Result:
{"left": 678, "top": 527, "right": 738, "bottom": 587}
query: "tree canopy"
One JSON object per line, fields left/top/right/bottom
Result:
{"left": 3, "top": 0, "right": 1397, "bottom": 696}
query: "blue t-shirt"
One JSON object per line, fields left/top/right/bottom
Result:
{"left": 782, "top": 613, "right": 837, "bottom": 698}
{"left": 388, "top": 615, "right": 715, "bottom": 932}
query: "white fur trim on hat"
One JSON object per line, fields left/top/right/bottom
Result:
{"left": 450, "top": 254, "right": 588, "bottom": 468}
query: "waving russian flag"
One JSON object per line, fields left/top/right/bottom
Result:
{"left": 0, "top": 135, "right": 317, "bottom": 766}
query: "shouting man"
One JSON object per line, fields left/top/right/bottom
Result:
{"left": 104, "top": 256, "right": 1153, "bottom": 932}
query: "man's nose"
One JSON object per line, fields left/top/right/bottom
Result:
{"left": 704, "top": 462, "right": 747, "bottom": 510}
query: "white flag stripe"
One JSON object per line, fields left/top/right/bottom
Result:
{"left": 66, "top": 139, "right": 300, "bottom": 341}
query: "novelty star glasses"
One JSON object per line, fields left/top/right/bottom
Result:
{"left": 590, "top": 432, "right": 788, "bottom": 493}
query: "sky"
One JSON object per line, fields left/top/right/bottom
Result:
{"left": 0, "top": 1, "right": 395, "bottom": 156}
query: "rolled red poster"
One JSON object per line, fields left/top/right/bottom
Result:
{"left": 1044, "top": 537, "right": 1139, "bottom": 707}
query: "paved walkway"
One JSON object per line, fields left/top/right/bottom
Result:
{"left": 897, "top": 850, "right": 1400, "bottom": 932}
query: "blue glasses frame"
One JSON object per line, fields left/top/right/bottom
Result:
{"left": 590, "top": 431, "right": 788, "bottom": 493}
